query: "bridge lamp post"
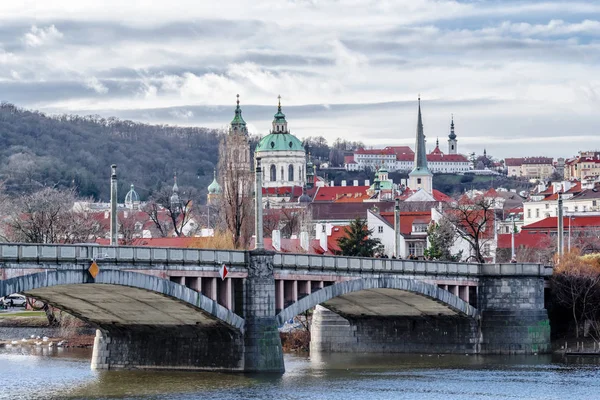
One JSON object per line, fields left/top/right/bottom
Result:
{"left": 568, "top": 215, "right": 573, "bottom": 252}
{"left": 255, "top": 157, "right": 264, "bottom": 250}
{"left": 557, "top": 193, "right": 564, "bottom": 257}
{"left": 394, "top": 198, "right": 400, "bottom": 258}
{"left": 110, "top": 164, "right": 118, "bottom": 246}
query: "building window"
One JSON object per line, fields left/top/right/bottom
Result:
{"left": 535, "top": 209, "right": 539, "bottom": 218}
{"left": 527, "top": 209, "right": 531, "bottom": 218}
{"left": 270, "top": 164, "right": 277, "bottom": 181}
{"left": 545, "top": 203, "right": 549, "bottom": 209}
{"left": 378, "top": 226, "right": 383, "bottom": 233}
{"left": 574, "top": 206, "right": 578, "bottom": 212}
{"left": 408, "top": 242, "right": 424, "bottom": 257}
{"left": 417, "top": 178, "right": 422, "bottom": 184}
{"left": 483, "top": 244, "right": 491, "bottom": 257}
{"left": 594, "top": 200, "right": 597, "bottom": 207}
{"left": 288, "top": 164, "right": 294, "bottom": 181}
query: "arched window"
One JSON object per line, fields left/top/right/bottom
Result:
{"left": 288, "top": 164, "right": 294, "bottom": 181}
{"left": 281, "top": 166, "right": 284, "bottom": 181}
{"left": 270, "top": 164, "right": 276, "bottom": 182}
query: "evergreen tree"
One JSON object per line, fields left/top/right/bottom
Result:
{"left": 424, "top": 218, "right": 462, "bottom": 261}
{"left": 337, "top": 217, "right": 381, "bottom": 257}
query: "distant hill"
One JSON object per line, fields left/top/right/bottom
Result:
{"left": 0, "top": 103, "right": 223, "bottom": 201}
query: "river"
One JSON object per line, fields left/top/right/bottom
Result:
{"left": 0, "top": 347, "right": 599, "bottom": 400}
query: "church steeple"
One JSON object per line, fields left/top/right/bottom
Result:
{"left": 412, "top": 96, "right": 429, "bottom": 173}
{"left": 272, "top": 95, "right": 288, "bottom": 134}
{"left": 409, "top": 96, "right": 433, "bottom": 194}
{"left": 170, "top": 173, "right": 182, "bottom": 215}
{"left": 230, "top": 94, "right": 248, "bottom": 135}
{"left": 448, "top": 114, "right": 458, "bottom": 154}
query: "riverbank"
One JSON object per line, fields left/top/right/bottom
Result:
{"left": 0, "top": 311, "right": 95, "bottom": 348}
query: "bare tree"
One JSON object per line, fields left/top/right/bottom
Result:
{"left": 218, "top": 133, "right": 254, "bottom": 248}
{"left": 446, "top": 196, "right": 495, "bottom": 263}
{"left": 552, "top": 251, "right": 600, "bottom": 338}
{"left": 1, "top": 187, "right": 102, "bottom": 244}
{"left": 142, "top": 186, "right": 199, "bottom": 237}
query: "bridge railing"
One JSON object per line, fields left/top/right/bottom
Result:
{"left": 273, "top": 253, "right": 480, "bottom": 275}
{"left": 273, "top": 253, "right": 550, "bottom": 277}
{"left": 0, "top": 243, "right": 247, "bottom": 267}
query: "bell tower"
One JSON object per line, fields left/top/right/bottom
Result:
{"left": 448, "top": 114, "right": 457, "bottom": 155}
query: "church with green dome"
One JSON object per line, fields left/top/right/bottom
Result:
{"left": 255, "top": 96, "right": 307, "bottom": 193}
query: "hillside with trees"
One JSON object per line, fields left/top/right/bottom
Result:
{"left": 0, "top": 102, "right": 222, "bottom": 201}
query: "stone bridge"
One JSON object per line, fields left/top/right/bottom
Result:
{"left": 0, "top": 244, "right": 552, "bottom": 373}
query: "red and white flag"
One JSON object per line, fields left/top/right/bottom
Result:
{"left": 219, "top": 264, "right": 229, "bottom": 280}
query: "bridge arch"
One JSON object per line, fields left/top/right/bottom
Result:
{"left": 0, "top": 270, "right": 244, "bottom": 332}
{"left": 276, "top": 277, "right": 477, "bottom": 325}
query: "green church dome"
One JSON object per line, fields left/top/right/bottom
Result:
{"left": 255, "top": 132, "right": 304, "bottom": 153}
{"left": 207, "top": 170, "right": 221, "bottom": 194}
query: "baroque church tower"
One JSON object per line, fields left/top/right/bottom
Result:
{"left": 218, "top": 95, "right": 252, "bottom": 200}
{"left": 408, "top": 97, "right": 433, "bottom": 194}
{"left": 448, "top": 115, "right": 457, "bottom": 155}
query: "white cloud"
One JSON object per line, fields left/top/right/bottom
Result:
{"left": 168, "top": 109, "right": 194, "bottom": 119}
{"left": 0, "top": 1, "right": 599, "bottom": 157}
{"left": 23, "top": 24, "right": 63, "bottom": 47}
{"left": 84, "top": 77, "right": 108, "bottom": 94}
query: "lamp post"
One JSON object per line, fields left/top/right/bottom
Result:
{"left": 557, "top": 193, "right": 564, "bottom": 257}
{"left": 568, "top": 215, "right": 573, "bottom": 252}
{"left": 511, "top": 220, "right": 516, "bottom": 260}
{"left": 255, "top": 157, "right": 264, "bottom": 250}
{"left": 110, "top": 164, "right": 118, "bottom": 246}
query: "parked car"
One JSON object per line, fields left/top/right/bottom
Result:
{"left": 0, "top": 294, "right": 27, "bottom": 308}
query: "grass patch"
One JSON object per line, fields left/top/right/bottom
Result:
{"left": 0, "top": 311, "right": 46, "bottom": 319}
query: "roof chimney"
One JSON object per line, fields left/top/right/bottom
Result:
{"left": 300, "top": 231, "right": 309, "bottom": 251}
{"left": 272, "top": 230, "right": 281, "bottom": 252}
{"left": 319, "top": 229, "right": 327, "bottom": 253}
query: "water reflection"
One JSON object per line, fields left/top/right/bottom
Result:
{"left": 2, "top": 347, "right": 600, "bottom": 400}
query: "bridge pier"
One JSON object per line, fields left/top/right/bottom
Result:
{"left": 90, "top": 326, "right": 244, "bottom": 371}
{"left": 478, "top": 270, "right": 550, "bottom": 354}
{"left": 243, "top": 250, "right": 284, "bottom": 373}
{"left": 310, "top": 306, "right": 479, "bottom": 354}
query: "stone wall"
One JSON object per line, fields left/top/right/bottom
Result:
{"left": 478, "top": 277, "right": 550, "bottom": 354}
{"left": 91, "top": 327, "right": 244, "bottom": 371}
{"left": 243, "top": 250, "right": 284, "bottom": 373}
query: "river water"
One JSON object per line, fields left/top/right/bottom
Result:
{"left": 0, "top": 347, "right": 599, "bottom": 400}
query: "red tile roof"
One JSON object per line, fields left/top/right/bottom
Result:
{"left": 327, "top": 225, "right": 349, "bottom": 253}
{"left": 523, "top": 215, "right": 600, "bottom": 231}
{"left": 497, "top": 233, "right": 550, "bottom": 249}
{"left": 376, "top": 211, "right": 431, "bottom": 235}
{"left": 262, "top": 186, "right": 304, "bottom": 197}
{"left": 313, "top": 186, "right": 370, "bottom": 202}
{"left": 427, "top": 152, "right": 469, "bottom": 162}
{"left": 397, "top": 189, "right": 452, "bottom": 202}
{"left": 505, "top": 158, "right": 524, "bottom": 167}
{"left": 248, "top": 237, "right": 325, "bottom": 254}
{"left": 96, "top": 237, "right": 200, "bottom": 247}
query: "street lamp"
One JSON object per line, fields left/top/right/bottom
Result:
{"left": 568, "top": 215, "right": 573, "bottom": 252}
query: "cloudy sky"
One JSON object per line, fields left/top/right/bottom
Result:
{"left": 0, "top": 1, "right": 599, "bottom": 159}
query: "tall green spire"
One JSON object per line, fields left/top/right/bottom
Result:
{"left": 449, "top": 114, "right": 456, "bottom": 140}
{"left": 412, "top": 96, "right": 430, "bottom": 173}
{"left": 230, "top": 94, "right": 248, "bottom": 135}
